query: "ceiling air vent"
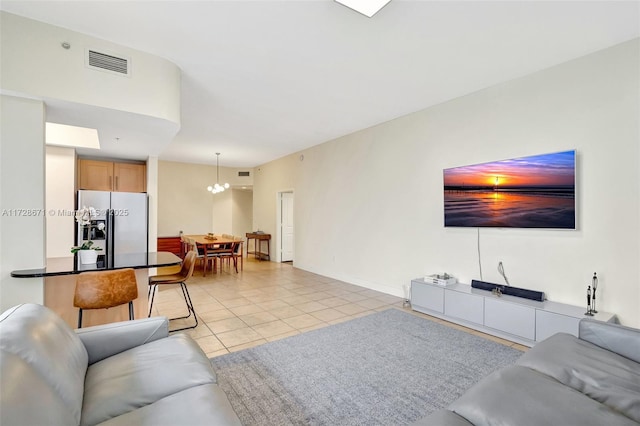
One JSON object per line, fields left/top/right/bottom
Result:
{"left": 238, "top": 171, "right": 251, "bottom": 177}
{"left": 86, "top": 49, "right": 130, "bottom": 76}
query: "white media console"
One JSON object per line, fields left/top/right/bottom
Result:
{"left": 411, "top": 278, "right": 615, "bottom": 347}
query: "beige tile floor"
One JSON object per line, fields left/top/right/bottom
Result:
{"left": 150, "top": 258, "right": 528, "bottom": 358}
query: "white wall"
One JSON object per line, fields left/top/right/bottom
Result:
{"left": 158, "top": 160, "right": 254, "bottom": 236}
{"left": 147, "top": 156, "right": 159, "bottom": 251}
{"left": 253, "top": 157, "right": 298, "bottom": 236}
{"left": 0, "top": 95, "right": 46, "bottom": 310}
{"left": 253, "top": 39, "right": 640, "bottom": 327}
{"left": 211, "top": 190, "right": 232, "bottom": 235}
{"left": 1, "top": 12, "right": 180, "bottom": 125}
{"left": 158, "top": 161, "right": 214, "bottom": 236}
{"left": 232, "top": 189, "right": 253, "bottom": 238}
{"left": 45, "top": 146, "right": 75, "bottom": 257}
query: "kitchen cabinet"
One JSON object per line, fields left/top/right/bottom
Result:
{"left": 113, "top": 162, "right": 146, "bottom": 193}
{"left": 78, "top": 159, "right": 146, "bottom": 192}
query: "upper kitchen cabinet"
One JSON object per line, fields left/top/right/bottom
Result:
{"left": 78, "top": 159, "right": 146, "bottom": 193}
{"left": 113, "top": 162, "right": 146, "bottom": 193}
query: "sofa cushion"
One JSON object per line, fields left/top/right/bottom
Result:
{"left": 449, "top": 365, "right": 638, "bottom": 426}
{"left": 516, "top": 333, "right": 640, "bottom": 423}
{"left": 95, "top": 384, "right": 242, "bottom": 426}
{"left": 76, "top": 316, "right": 169, "bottom": 365}
{"left": 1, "top": 351, "right": 78, "bottom": 426}
{"left": 81, "top": 333, "right": 217, "bottom": 426}
{"left": 0, "top": 304, "right": 88, "bottom": 425}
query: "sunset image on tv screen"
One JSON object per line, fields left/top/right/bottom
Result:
{"left": 443, "top": 150, "right": 576, "bottom": 228}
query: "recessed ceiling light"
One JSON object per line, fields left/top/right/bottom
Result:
{"left": 45, "top": 122, "right": 100, "bottom": 149}
{"left": 335, "top": 0, "right": 392, "bottom": 18}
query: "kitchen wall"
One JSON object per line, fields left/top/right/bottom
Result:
{"left": 252, "top": 39, "right": 640, "bottom": 327}
{"left": 44, "top": 149, "right": 158, "bottom": 255}
{"left": 45, "top": 146, "right": 76, "bottom": 257}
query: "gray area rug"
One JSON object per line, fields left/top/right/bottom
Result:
{"left": 210, "top": 308, "right": 522, "bottom": 425}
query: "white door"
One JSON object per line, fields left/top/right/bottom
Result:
{"left": 281, "top": 192, "right": 294, "bottom": 262}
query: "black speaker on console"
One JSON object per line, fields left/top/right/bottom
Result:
{"left": 471, "top": 280, "right": 545, "bottom": 302}
{"left": 471, "top": 280, "right": 500, "bottom": 292}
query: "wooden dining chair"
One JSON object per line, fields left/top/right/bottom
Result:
{"left": 180, "top": 233, "right": 190, "bottom": 258}
{"left": 187, "top": 237, "right": 209, "bottom": 276}
{"left": 205, "top": 238, "right": 234, "bottom": 274}
{"left": 73, "top": 268, "right": 138, "bottom": 328}
{"left": 234, "top": 236, "right": 244, "bottom": 271}
{"left": 191, "top": 237, "right": 225, "bottom": 275}
{"left": 219, "top": 241, "right": 242, "bottom": 273}
{"left": 147, "top": 250, "right": 198, "bottom": 331}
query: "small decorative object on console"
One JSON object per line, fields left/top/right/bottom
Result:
{"left": 591, "top": 272, "right": 598, "bottom": 313}
{"left": 585, "top": 285, "right": 594, "bottom": 316}
{"left": 424, "top": 273, "right": 457, "bottom": 286}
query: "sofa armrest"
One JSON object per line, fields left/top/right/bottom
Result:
{"left": 579, "top": 318, "right": 640, "bottom": 363}
{"left": 75, "top": 316, "right": 169, "bottom": 364}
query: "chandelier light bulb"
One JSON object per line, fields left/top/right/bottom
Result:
{"left": 207, "top": 152, "right": 230, "bottom": 195}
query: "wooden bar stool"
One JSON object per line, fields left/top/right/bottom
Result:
{"left": 73, "top": 268, "right": 138, "bottom": 328}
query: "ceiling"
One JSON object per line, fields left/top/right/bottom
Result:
{"left": 1, "top": 1, "right": 638, "bottom": 168}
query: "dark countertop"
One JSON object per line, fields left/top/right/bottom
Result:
{"left": 11, "top": 252, "right": 182, "bottom": 278}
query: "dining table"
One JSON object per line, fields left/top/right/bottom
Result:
{"left": 183, "top": 234, "right": 244, "bottom": 275}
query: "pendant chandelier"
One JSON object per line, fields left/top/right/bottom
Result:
{"left": 207, "top": 153, "right": 230, "bottom": 194}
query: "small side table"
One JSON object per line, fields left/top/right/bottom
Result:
{"left": 246, "top": 233, "right": 271, "bottom": 260}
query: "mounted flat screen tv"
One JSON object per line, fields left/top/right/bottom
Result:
{"left": 444, "top": 150, "right": 576, "bottom": 229}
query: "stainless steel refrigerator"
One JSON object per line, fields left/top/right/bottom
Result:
{"left": 76, "top": 190, "right": 148, "bottom": 259}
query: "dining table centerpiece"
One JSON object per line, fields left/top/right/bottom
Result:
{"left": 71, "top": 206, "right": 105, "bottom": 264}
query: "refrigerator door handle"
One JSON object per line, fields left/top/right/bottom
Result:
{"left": 107, "top": 209, "right": 115, "bottom": 266}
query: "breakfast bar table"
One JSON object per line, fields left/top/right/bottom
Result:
{"left": 11, "top": 252, "right": 181, "bottom": 329}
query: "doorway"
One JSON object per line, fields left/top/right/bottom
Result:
{"left": 278, "top": 191, "right": 294, "bottom": 262}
